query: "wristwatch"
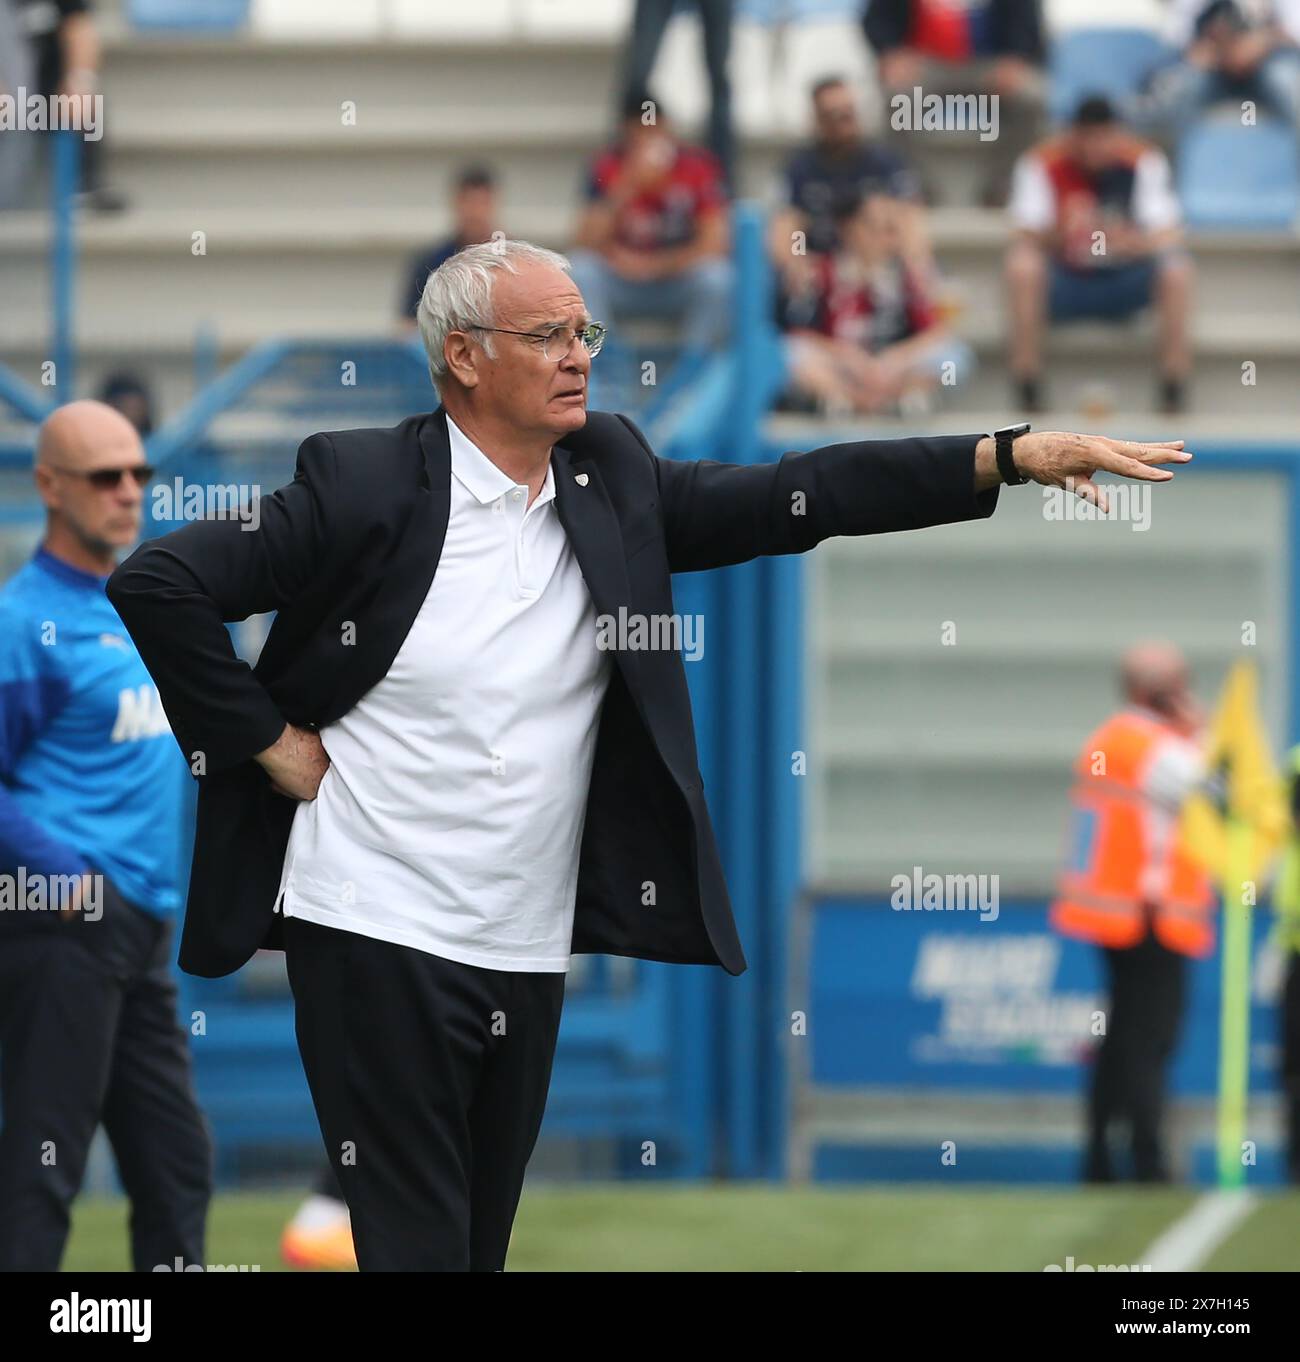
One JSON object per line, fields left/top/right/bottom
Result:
{"left": 993, "top": 423, "right": 1031, "bottom": 486}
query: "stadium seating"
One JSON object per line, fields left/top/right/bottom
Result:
{"left": 127, "top": 0, "right": 248, "bottom": 28}
{"left": 1178, "top": 119, "right": 1300, "bottom": 231}
{"left": 1046, "top": 26, "right": 1172, "bottom": 125}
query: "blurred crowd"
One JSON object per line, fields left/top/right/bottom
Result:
{"left": 5, "top": 0, "right": 1300, "bottom": 428}
{"left": 394, "top": 0, "right": 1300, "bottom": 419}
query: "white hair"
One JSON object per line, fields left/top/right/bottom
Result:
{"left": 416, "top": 238, "right": 572, "bottom": 393}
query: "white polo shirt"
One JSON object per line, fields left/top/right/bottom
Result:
{"left": 276, "top": 414, "right": 612, "bottom": 972}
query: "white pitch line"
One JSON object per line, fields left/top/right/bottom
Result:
{"left": 1141, "top": 1190, "right": 1258, "bottom": 1272}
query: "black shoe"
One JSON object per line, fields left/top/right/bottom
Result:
{"left": 773, "top": 388, "right": 820, "bottom": 416}
{"left": 1083, "top": 1148, "right": 1115, "bottom": 1184}
{"left": 1015, "top": 376, "right": 1044, "bottom": 415}
{"left": 979, "top": 178, "right": 1011, "bottom": 210}
{"left": 75, "top": 184, "right": 129, "bottom": 214}
{"left": 1157, "top": 376, "right": 1187, "bottom": 415}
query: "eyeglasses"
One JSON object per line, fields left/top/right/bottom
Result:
{"left": 47, "top": 464, "right": 155, "bottom": 490}
{"left": 473, "top": 321, "right": 606, "bottom": 362}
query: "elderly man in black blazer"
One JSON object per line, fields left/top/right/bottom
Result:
{"left": 108, "top": 238, "right": 1189, "bottom": 1271}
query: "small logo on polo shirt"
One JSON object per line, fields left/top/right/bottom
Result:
{"left": 99, "top": 632, "right": 130, "bottom": 651}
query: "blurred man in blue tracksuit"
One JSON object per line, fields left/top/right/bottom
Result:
{"left": 0, "top": 400, "right": 210, "bottom": 1271}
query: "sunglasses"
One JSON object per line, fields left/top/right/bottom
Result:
{"left": 48, "top": 464, "right": 155, "bottom": 491}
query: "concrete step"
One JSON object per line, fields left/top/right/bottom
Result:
{"left": 4, "top": 206, "right": 1293, "bottom": 340}
{"left": 99, "top": 31, "right": 625, "bottom": 117}
{"left": 5, "top": 200, "right": 1289, "bottom": 331}
{"left": 930, "top": 210, "right": 1300, "bottom": 320}
{"left": 12, "top": 128, "right": 787, "bottom": 215}
{"left": 949, "top": 314, "right": 1300, "bottom": 416}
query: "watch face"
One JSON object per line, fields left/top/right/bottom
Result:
{"left": 996, "top": 423, "right": 1031, "bottom": 440}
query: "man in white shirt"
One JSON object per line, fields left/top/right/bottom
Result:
{"left": 108, "top": 237, "right": 1194, "bottom": 1269}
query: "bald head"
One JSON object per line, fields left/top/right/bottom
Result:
{"left": 37, "top": 399, "right": 142, "bottom": 472}
{"left": 34, "top": 400, "right": 149, "bottom": 572}
{"left": 1121, "top": 641, "right": 1190, "bottom": 710}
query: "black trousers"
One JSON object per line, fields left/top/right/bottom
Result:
{"left": 0, "top": 875, "right": 213, "bottom": 1270}
{"left": 621, "top": 0, "right": 734, "bottom": 186}
{"left": 1085, "top": 929, "right": 1188, "bottom": 1183}
{"left": 283, "top": 915, "right": 566, "bottom": 1271}
{"left": 1282, "top": 950, "right": 1300, "bottom": 1185}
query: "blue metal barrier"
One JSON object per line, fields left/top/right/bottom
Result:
{"left": 0, "top": 131, "right": 80, "bottom": 422}
{"left": 51, "top": 132, "right": 79, "bottom": 401}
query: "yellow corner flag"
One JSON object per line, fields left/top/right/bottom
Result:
{"left": 1179, "top": 660, "right": 1287, "bottom": 885}
{"left": 1177, "top": 659, "right": 1287, "bottom": 1188}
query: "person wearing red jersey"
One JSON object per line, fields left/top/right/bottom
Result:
{"left": 569, "top": 91, "right": 733, "bottom": 362}
{"left": 864, "top": 0, "right": 1047, "bottom": 206}
{"left": 1005, "top": 96, "right": 1194, "bottom": 415}
{"left": 781, "top": 193, "right": 971, "bottom": 415}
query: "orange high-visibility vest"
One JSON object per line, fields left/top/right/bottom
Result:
{"left": 1050, "top": 709, "right": 1215, "bottom": 958}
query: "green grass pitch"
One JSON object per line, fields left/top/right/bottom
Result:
{"left": 61, "top": 1185, "right": 1300, "bottom": 1272}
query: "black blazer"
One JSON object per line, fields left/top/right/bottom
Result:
{"left": 107, "top": 409, "right": 997, "bottom": 979}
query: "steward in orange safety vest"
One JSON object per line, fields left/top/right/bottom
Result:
{"left": 1051, "top": 706, "right": 1214, "bottom": 958}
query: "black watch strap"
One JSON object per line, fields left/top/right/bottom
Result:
{"left": 994, "top": 423, "right": 1031, "bottom": 485}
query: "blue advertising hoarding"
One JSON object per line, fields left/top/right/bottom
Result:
{"left": 810, "top": 896, "right": 1286, "bottom": 1096}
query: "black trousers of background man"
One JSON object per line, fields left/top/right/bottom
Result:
{"left": 283, "top": 916, "right": 566, "bottom": 1271}
{"left": 1085, "top": 922, "right": 1188, "bottom": 1183}
{"left": 1282, "top": 949, "right": 1300, "bottom": 1185}
{"left": 0, "top": 875, "right": 213, "bottom": 1270}
{"left": 622, "top": 0, "right": 734, "bottom": 185}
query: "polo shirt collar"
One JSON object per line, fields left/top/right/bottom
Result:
{"left": 35, "top": 544, "right": 111, "bottom": 591}
{"left": 445, "top": 413, "right": 556, "bottom": 510}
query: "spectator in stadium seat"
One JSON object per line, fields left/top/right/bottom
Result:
{"left": 768, "top": 75, "right": 931, "bottom": 298}
{"left": 398, "top": 165, "right": 501, "bottom": 331}
{"left": 781, "top": 192, "right": 971, "bottom": 415}
{"left": 1005, "top": 96, "right": 1193, "bottom": 414}
{"left": 97, "top": 371, "right": 156, "bottom": 439}
{"left": 12, "top": 0, "right": 125, "bottom": 212}
{"left": 0, "top": 401, "right": 211, "bottom": 1271}
{"left": 1154, "top": 0, "right": 1300, "bottom": 131}
{"left": 569, "top": 92, "right": 733, "bottom": 356}
{"left": 619, "top": 0, "right": 734, "bottom": 188}
{"left": 863, "top": 0, "right": 1047, "bottom": 206}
